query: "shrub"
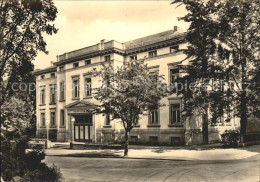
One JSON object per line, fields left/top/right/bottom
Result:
{"left": 1, "top": 137, "right": 63, "bottom": 181}
{"left": 23, "top": 164, "right": 64, "bottom": 182}
{"left": 221, "top": 129, "right": 240, "bottom": 148}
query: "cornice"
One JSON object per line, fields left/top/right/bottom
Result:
{"left": 34, "top": 66, "right": 56, "bottom": 76}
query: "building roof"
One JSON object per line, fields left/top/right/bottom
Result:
{"left": 34, "top": 27, "right": 186, "bottom": 75}
{"left": 33, "top": 65, "right": 56, "bottom": 76}
{"left": 124, "top": 29, "right": 183, "bottom": 50}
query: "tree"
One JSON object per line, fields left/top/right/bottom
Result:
{"left": 1, "top": 97, "right": 63, "bottom": 181}
{"left": 0, "top": 0, "right": 58, "bottom": 124}
{"left": 94, "top": 59, "right": 167, "bottom": 156}
{"left": 172, "top": 0, "right": 260, "bottom": 135}
{"left": 0, "top": 0, "right": 58, "bottom": 180}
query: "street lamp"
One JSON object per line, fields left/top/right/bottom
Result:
{"left": 46, "top": 119, "right": 50, "bottom": 149}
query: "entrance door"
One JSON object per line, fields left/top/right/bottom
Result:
{"left": 74, "top": 124, "right": 93, "bottom": 141}
{"left": 73, "top": 114, "right": 93, "bottom": 142}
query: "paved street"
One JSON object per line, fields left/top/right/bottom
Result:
{"left": 45, "top": 145, "right": 260, "bottom": 182}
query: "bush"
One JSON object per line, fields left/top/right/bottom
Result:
{"left": 23, "top": 164, "right": 63, "bottom": 182}
{"left": 221, "top": 129, "right": 240, "bottom": 148}
{"left": 1, "top": 137, "right": 63, "bottom": 181}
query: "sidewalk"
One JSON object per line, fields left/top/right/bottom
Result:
{"left": 45, "top": 143, "right": 259, "bottom": 161}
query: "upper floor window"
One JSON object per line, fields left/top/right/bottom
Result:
{"left": 130, "top": 55, "right": 137, "bottom": 61}
{"left": 50, "top": 73, "right": 55, "bottom": 78}
{"left": 148, "top": 50, "right": 157, "bottom": 58}
{"left": 73, "top": 79, "right": 80, "bottom": 98}
{"left": 50, "top": 84, "right": 56, "bottom": 104}
{"left": 170, "top": 68, "right": 179, "bottom": 82}
{"left": 73, "top": 62, "right": 79, "bottom": 68}
{"left": 170, "top": 45, "right": 179, "bottom": 53}
{"left": 59, "top": 66, "right": 64, "bottom": 71}
{"left": 60, "top": 82, "right": 65, "bottom": 101}
{"left": 149, "top": 110, "right": 159, "bottom": 125}
{"left": 40, "top": 112, "right": 45, "bottom": 127}
{"left": 105, "top": 114, "right": 110, "bottom": 125}
{"left": 60, "top": 109, "right": 65, "bottom": 127}
{"left": 40, "top": 86, "right": 45, "bottom": 104}
{"left": 50, "top": 111, "right": 56, "bottom": 127}
{"left": 85, "top": 59, "right": 91, "bottom": 65}
{"left": 170, "top": 67, "right": 181, "bottom": 93}
{"left": 170, "top": 103, "right": 181, "bottom": 124}
{"left": 41, "top": 75, "right": 45, "bottom": 79}
{"left": 104, "top": 55, "right": 111, "bottom": 61}
{"left": 84, "top": 77, "right": 92, "bottom": 97}
{"left": 149, "top": 66, "right": 159, "bottom": 75}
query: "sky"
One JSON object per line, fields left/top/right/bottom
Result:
{"left": 34, "top": 1, "right": 189, "bottom": 69}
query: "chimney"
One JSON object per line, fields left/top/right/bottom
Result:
{"left": 173, "top": 26, "right": 178, "bottom": 32}
{"left": 100, "top": 39, "right": 108, "bottom": 50}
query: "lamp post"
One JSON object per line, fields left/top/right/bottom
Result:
{"left": 70, "top": 116, "right": 75, "bottom": 149}
{"left": 46, "top": 119, "right": 50, "bottom": 149}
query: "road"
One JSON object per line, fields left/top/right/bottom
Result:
{"left": 45, "top": 153, "right": 259, "bottom": 182}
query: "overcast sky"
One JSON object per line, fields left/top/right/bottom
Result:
{"left": 34, "top": 1, "right": 189, "bottom": 69}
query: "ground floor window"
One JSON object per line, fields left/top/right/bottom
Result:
{"left": 50, "top": 111, "right": 56, "bottom": 127}
{"left": 149, "top": 110, "right": 159, "bottom": 125}
{"left": 40, "top": 112, "right": 45, "bottom": 127}
{"left": 60, "top": 110, "right": 65, "bottom": 127}
{"left": 170, "top": 103, "right": 181, "bottom": 124}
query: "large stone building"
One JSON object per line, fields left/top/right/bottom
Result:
{"left": 34, "top": 26, "right": 239, "bottom": 145}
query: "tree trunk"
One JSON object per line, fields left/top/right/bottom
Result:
{"left": 240, "top": 55, "right": 247, "bottom": 135}
{"left": 240, "top": 91, "right": 247, "bottom": 135}
{"left": 124, "top": 131, "right": 129, "bottom": 156}
{"left": 202, "top": 112, "right": 209, "bottom": 144}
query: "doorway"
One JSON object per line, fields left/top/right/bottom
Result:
{"left": 74, "top": 114, "right": 93, "bottom": 142}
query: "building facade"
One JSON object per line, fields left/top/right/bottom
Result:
{"left": 34, "top": 26, "right": 239, "bottom": 145}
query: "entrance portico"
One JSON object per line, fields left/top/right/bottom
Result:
{"left": 66, "top": 100, "right": 97, "bottom": 143}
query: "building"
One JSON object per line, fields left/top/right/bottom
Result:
{"left": 34, "top": 26, "right": 239, "bottom": 145}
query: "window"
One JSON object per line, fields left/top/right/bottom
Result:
{"left": 130, "top": 136, "right": 138, "bottom": 143}
{"left": 148, "top": 50, "right": 157, "bottom": 58}
{"left": 73, "top": 62, "right": 79, "bottom": 68}
{"left": 40, "top": 86, "right": 45, "bottom": 104}
{"left": 59, "top": 66, "right": 64, "bottom": 71}
{"left": 130, "top": 55, "right": 137, "bottom": 61}
{"left": 104, "top": 55, "right": 111, "bottom": 61}
{"left": 85, "top": 59, "right": 91, "bottom": 65}
{"left": 171, "top": 136, "right": 181, "bottom": 145}
{"left": 60, "top": 110, "right": 65, "bottom": 127}
{"left": 50, "top": 73, "right": 55, "bottom": 78}
{"left": 149, "top": 66, "right": 159, "bottom": 75}
{"left": 84, "top": 78, "right": 92, "bottom": 97}
{"left": 50, "top": 84, "right": 56, "bottom": 104}
{"left": 73, "top": 79, "right": 80, "bottom": 98}
{"left": 50, "top": 111, "right": 56, "bottom": 126}
{"left": 170, "top": 104, "right": 181, "bottom": 124}
{"left": 170, "top": 68, "right": 179, "bottom": 83}
{"left": 40, "top": 112, "right": 45, "bottom": 127}
{"left": 149, "top": 110, "right": 159, "bottom": 125}
{"left": 60, "top": 82, "right": 65, "bottom": 101}
{"left": 149, "top": 136, "right": 158, "bottom": 144}
{"left": 170, "top": 45, "right": 179, "bottom": 53}
{"left": 105, "top": 114, "right": 110, "bottom": 125}
{"left": 170, "top": 67, "right": 181, "bottom": 93}
{"left": 41, "top": 75, "right": 45, "bottom": 79}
